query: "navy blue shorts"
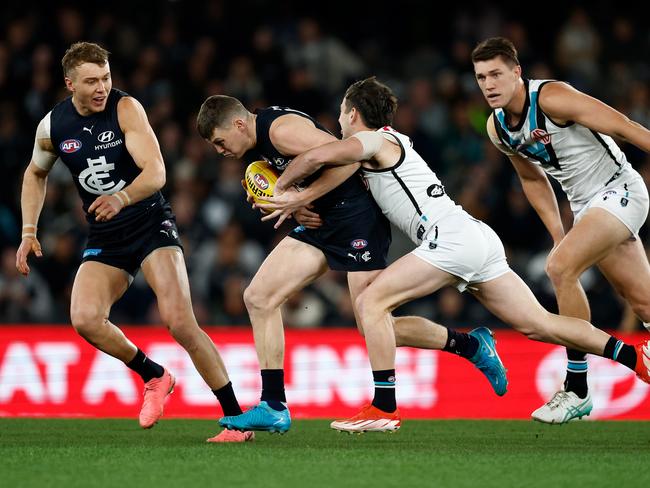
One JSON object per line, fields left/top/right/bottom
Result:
{"left": 289, "top": 192, "right": 391, "bottom": 272}
{"left": 81, "top": 205, "right": 183, "bottom": 277}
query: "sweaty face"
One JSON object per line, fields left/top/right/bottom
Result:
{"left": 474, "top": 58, "right": 521, "bottom": 109}
{"left": 209, "top": 123, "right": 248, "bottom": 159}
{"left": 67, "top": 62, "right": 112, "bottom": 115}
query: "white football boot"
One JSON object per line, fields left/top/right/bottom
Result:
{"left": 531, "top": 390, "right": 593, "bottom": 424}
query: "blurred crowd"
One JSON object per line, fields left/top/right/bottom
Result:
{"left": 1, "top": 1, "right": 649, "bottom": 330}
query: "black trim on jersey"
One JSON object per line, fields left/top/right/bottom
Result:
{"left": 362, "top": 131, "right": 406, "bottom": 173}
{"left": 493, "top": 110, "right": 550, "bottom": 167}
{"left": 518, "top": 147, "right": 557, "bottom": 168}
{"left": 536, "top": 81, "right": 574, "bottom": 128}
{"left": 385, "top": 133, "right": 423, "bottom": 216}
{"left": 361, "top": 131, "right": 423, "bottom": 216}
{"left": 590, "top": 130, "right": 622, "bottom": 168}
{"left": 604, "top": 169, "right": 623, "bottom": 187}
{"left": 392, "top": 169, "right": 423, "bottom": 216}
{"left": 505, "top": 79, "right": 530, "bottom": 132}
{"left": 534, "top": 83, "right": 561, "bottom": 171}
{"left": 492, "top": 115, "right": 518, "bottom": 153}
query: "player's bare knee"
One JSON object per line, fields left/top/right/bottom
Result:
{"left": 70, "top": 305, "right": 105, "bottom": 337}
{"left": 354, "top": 290, "right": 386, "bottom": 321}
{"left": 166, "top": 319, "right": 200, "bottom": 352}
{"left": 546, "top": 256, "right": 579, "bottom": 288}
{"left": 243, "top": 283, "right": 279, "bottom": 314}
{"left": 160, "top": 305, "right": 195, "bottom": 336}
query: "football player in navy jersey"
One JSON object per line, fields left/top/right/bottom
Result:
{"left": 197, "top": 94, "right": 511, "bottom": 434}
{"left": 197, "top": 96, "right": 391, "bottom": 433}
{"left": 15, "top": 42, "right": 252, "bottom": 443}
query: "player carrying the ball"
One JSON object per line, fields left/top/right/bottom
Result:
{"left": 197, "top": 96, "right": 511, "bottom": 433}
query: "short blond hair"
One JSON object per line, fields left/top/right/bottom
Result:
{"left": 61, "top": 42, "right": 110, "bottom": 77}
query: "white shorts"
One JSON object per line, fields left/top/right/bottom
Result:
{"left": 573, "top": 173, "right": 649, "bottom": 237}
{"left": 411, "top": 211, "right": 511, "bottom": 292}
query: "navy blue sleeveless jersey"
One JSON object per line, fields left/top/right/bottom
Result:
{"left": 244, "top": 106, "right": 391, "bottom": 272}
{"left": 49, "top": 89, "right": 167, "bottom": 236}
{"left": 244, "top": 106, "right": 366, "bottom": 209}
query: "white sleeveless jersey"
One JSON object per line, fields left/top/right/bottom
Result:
{"left": 492, "top": 79, "right": 631, "bottom": 210}
{"left": 361, "top": 126, "right": 463, "bottom": 243}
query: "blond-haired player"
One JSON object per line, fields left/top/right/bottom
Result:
{"left": 16, "top": 42, "right": 252, "bottom": 442}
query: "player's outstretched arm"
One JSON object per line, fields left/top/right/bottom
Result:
{"left": 540, "top": 82, "right": 650, "bottom": 153}
{"left": 275, "top": 136, "right": 365, "bottom": 194}
{"left": 89, "top": 96, "right": 166, "bottom": 222}
{"left": 260, "top": 133, "right": 371, "bottom": 228}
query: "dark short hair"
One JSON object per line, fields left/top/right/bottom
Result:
{"left": 471, "top": 37, "right": 520, "bottom": 67}
{"left": 343, "top": 77, "right": 398, "bottom": 129}
{"left": 196, "top": 95, "right": 248, "bottom": 139}
{"left": 61, "top": 42, "right": 110, "bottom": 78}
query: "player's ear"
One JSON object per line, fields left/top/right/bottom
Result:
{"left": 350, "top": 107, "right": 360, "bottom": 124}
{"left": 64, "top": 77, "right": 74, "bottom": 93}
{"left": 233, "top": 118, "right": 246, "bottom": 131}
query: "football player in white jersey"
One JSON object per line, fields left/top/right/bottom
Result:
{"left": 473, "top": 36, "right": 650, "bottom": 424}
{"left": 258, "top": 77, "right": 650, "bottom": 432}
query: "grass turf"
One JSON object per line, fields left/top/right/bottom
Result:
{"left": 1, "top": 419, "right": 649, "bottom": 488}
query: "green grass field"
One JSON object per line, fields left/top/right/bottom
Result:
{"left": 2, "top": 419, "right": 649, "bottom": 488}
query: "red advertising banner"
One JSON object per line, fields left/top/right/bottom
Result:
{"left": 0, "top": 326, "right": 648, "bottom": 419}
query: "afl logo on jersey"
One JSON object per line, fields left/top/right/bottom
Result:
{"left": 254, "top": 173, "right": 270, "bottom": 190}
{"left": 97, "top": 131, "right": 115, "bottom": 143}
{"left": 60, "top": 139, "right": 82, "bottom": 153}
{"left": 531, "top": 128, "right": 551, "bottom": 145}
{"left": 350, "top": 239, "right": 368, "bottom": 249}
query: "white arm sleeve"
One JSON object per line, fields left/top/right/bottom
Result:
{"left": 31, "top": 112, "right": 57, "bottom": 171}
{"left": 352, "top": 130, "right": 385, "bottom": 160}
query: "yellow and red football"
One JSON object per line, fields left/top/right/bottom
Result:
{"left": 244, "top": 160, "right": 279, "bottom": 204}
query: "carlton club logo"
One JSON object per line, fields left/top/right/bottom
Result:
{"left": 254, "top": 173, "right": 269, "bottom": 190}
{"left": 78, "top": 155, "right": 126, "bottom": 195}
{"left": 531, "top": 128, "right": 551, "bottom": 144}
{"left": 536, "top": 347, "right": 649, "bottom": 419}
{"left": 60, "top": 139, "right": 82, "bottom": 153}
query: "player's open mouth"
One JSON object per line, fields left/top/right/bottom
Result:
{"left": 487, "top": 93, "right": 500, "bottom": 101}
{"left": 92, "top": 97, "right": 106, "bottom": 105}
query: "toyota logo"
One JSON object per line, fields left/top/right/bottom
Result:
{"left": 97, "top": 131, "right": 115, "bottom": 143}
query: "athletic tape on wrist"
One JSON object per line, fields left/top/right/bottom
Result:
{"left": 121, "top": 189, "right": 132, "bottom": 205}
{"left": 113, "top": 192, "right": 126, "bottom": 207}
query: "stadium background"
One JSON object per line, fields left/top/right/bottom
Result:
{"left": 1, "top": 1, "right": 650, "bottom": 421}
